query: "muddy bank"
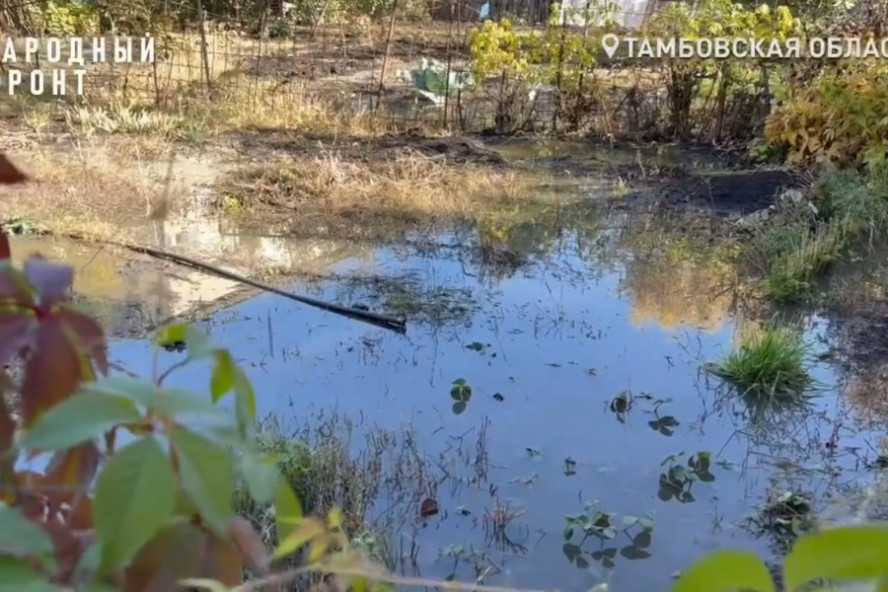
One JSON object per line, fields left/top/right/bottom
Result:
{"left": 228, "top": 130, "right": 799, "bottom": 218}
{"left": 230, "top": 129, "right": 509, "bottom": 166}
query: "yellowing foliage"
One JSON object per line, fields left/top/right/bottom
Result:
{"left": 765, "top": 62, "right": 888, "bottom": 169}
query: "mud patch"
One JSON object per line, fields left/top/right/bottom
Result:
{"left": 655, "top": 169, "right": 802, "bottom": 216}
{"left": 231, "top": 130, "right": 507, "bottom": 167}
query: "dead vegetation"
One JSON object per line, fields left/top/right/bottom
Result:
{"left": 2, "top": 144, "right": 168, "bottom": 238}
{"left": 215, "top": 145, "right": 538, "bottom": 235}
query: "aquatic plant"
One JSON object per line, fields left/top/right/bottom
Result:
{"left": 708, "top": 327, "right": 813, "bottom": 400}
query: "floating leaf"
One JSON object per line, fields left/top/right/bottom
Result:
{"left": 419, "top": 498, "right": 439, "bottom": 518}
{"left": 19, "top": 392, "right": 143, "bottom": 451}
{"left": 94, "top": 436, "right": 176, "bottom": 571}
{"left": 784, "top": 525, "right": 888, "bottom": 592}
{"left": 169, "top": 425, "right": 235, "bottom": 537}
{"left": 450, "top": 378, "right": 472, "bottom": 401}
{"left": 671, "top": 550, "right": 774, "bottom": 592}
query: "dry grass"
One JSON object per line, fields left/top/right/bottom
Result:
{"left": 1, "top": 27, "right": 450, "bottom": 144}
{"left": 217, "top": 148, "right": 536, "bottom": 230}
{"left": 1, "top": 145, "right": 163, "bottom": 237}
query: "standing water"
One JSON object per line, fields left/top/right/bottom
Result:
{"left": 103, "top": 201, "right": 885, "bottom": 591}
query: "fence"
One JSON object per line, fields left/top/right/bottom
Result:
{"left": 0, "top": 0, "right": 664, "bottom": 134}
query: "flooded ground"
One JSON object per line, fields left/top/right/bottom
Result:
{"left": 8, "top": 140, "right": 887, "bottom": 591}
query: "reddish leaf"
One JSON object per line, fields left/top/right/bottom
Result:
{"left": 0, "top": 230, "right": 10, "bottom": 261}
{"left": 196, "top": 528, "right": 243, "bottom": 586}
{"left": 42, "top": 521, "right": 95, "bottom": 585}
{"left": 55, "top": 308, "right": 108, "bottom": 376}
{"left": 123, "top": 521, "right": 244, "bottom": 592}
{"left": 14, "top": 470, "right": 49, "bottom": 489}
{"left": 420, "top": 497, "right": 439, "bottom": 518}
{"left": 21, "top": 320, "right": 82, "bottom": 427}
{"left": 0, "top": 314, "right": 36, "bottom": 368}
{"left": 0, "top": 154, "right": 28, "bottom": 185}
{"left": 44, "top": 443, "right": 100, "bottom": 529}
{"left": 24, "top": 258, "right": 73, "bottom": 308}
{"left": 14, "top": 493, "right": 50, "bottom": 521}
{"left": 124, "top": 521, "right": 200, "bottom": 592}
{"left": 227, "top": 516, "right": 269, "bottom": 575}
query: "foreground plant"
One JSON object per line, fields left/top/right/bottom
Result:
{"left": 0, "top": 154, "right": 395, "bottom": 592}
{"left": 672, "top": 524, "right": 888, "bottom": 592}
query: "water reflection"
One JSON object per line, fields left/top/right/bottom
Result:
{"left": 101, "top": 204, "right": 885, "bottom": 592}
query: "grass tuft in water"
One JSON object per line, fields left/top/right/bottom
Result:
{"left": 708, "top": 328, "right": 813, "bottom": 401}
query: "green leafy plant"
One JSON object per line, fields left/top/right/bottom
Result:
{"left": 672, "top": 525, "right": 888, "bottom": 592}
{"left": 0, "top": 153, "right": 459, "bottom": 592}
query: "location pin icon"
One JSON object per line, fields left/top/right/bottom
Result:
{"left": 601, "top": 33, "right": 620, "bottom": 59}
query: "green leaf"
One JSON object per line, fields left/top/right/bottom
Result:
{"left": 233, "top": 369, "right": 256, "bottom": 435}
{"left": 274, "top": 480, "right": 303, "bottom": 543}
{"left": 18, "top": 392, "right": 143, "bottom": 451}
{"left": 0, "top": 555, "right": 67, "bottom": 592}
{"left": 671, "top": 550, "right": 774, "bottom": 592}
{"left": 784, "top": 526, "right": 888, "bottom": 592}
{"left": 241, "top": 451, "right": 280, "bottom": 506}
{"left": 169, "top": 425, "right": 235, "bottom": 537}
{"left": 563, "top": 526, "right": 574, "bottom": 540}
{"left": 151, "top": 388, "right": 233, "bottom": 422}
{"left": 94, "top": 436, "right": 176, "bottom": 572}
{"left": 210, "top": 351, "right": 236, "bottom": 402}
{"left": 155, "top": 323, "right": 187, "bottom": 347}
{"left": 0, "top": 506, "right": 54, "bottom": 558}
{"left": 83, "top": 375, "right": 158, "bottom": 407}
{"left": 155, "top": 323, "right": 214, "bottom": 361}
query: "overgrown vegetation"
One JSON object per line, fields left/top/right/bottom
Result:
{"left": 743, "top": 165, "right": 888, "bottom": 301}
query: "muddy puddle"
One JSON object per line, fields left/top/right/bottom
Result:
{"left": 11, "top": 140, "right": 886, "bottom": 590}
{"left": 105, "top": 208, "right": 885, "bottom": 591}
